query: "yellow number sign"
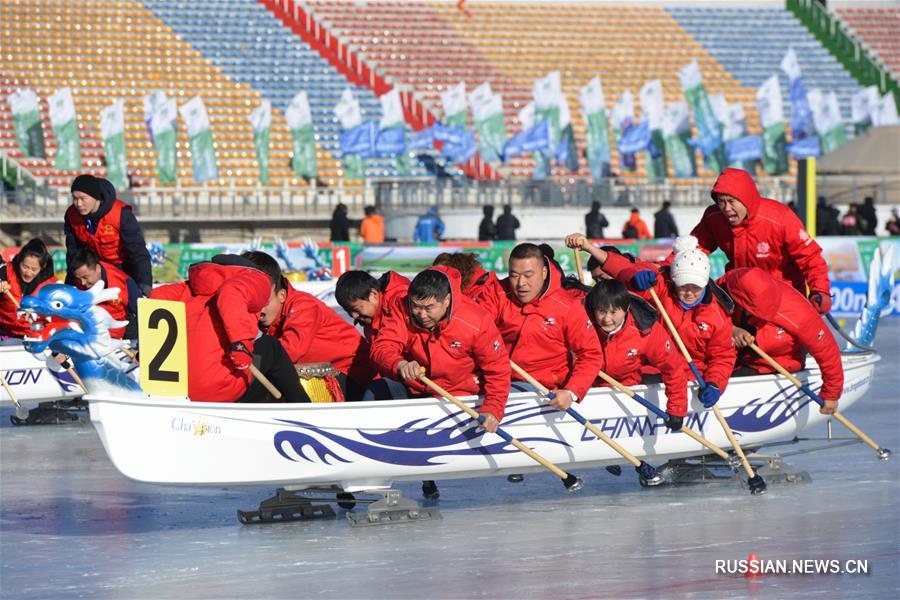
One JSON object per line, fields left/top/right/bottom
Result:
{"left": 138, "top": 298, "right": 188, "bottom": 397}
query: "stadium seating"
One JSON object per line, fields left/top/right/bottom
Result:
{"left": 835, "top": 6, "right": 900, "bottom": 77}
{"left": 142, "top": 0, "right": 425, "bottom": 180}
{"left": 667, "top": 6, "right": 862, "bottom": 126}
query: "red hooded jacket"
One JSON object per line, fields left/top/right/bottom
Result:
{"left": 604, "top": 252, "right": 736, "bottom": 392}
{"left": 150, "top": 262, "right": 270, "bottom": 402}
{"left": 73, "top": 261, "right": 138, "bottom": 340}
{"left": 266, "top": 283, "right": 377, "bottom": 390}
{"left": 719, "top": 268, "right": 843, "bottom": 402}
{"left": 0, "top": 264, "right": 58, "bottom": 337}
{"left": 370, "top": 266, "right": 511, "bottom": 421}
{"left": 466, "top": 266, "right": 504, "bottom": 305}
{"left": 364, "top": 271, "right": 410, "bottom": 344}
{"left": 692, "top": 168, "right": 830, "bottom": 297}
{"left": 480, "top": 258, "right": 604, "bottom": 401}
{"left": 593, "top": 296, "right": 689, "bottom": 417}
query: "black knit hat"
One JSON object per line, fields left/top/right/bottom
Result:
{"left": 70, "top": 174, "right": 104, "bottom": 201}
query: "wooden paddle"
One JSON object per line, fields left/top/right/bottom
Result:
{"left": 418, "top": 372, "right": 583, "bottom": 491}
{"left": 648, "top": 288, "right": 766, "bottom": 493}
{"left": 509, "top": 361, "right": 662, "bottom": 483}
{"left": 594, "top": 369, "right": 734, "bottom": 463}
{"left": 572, "top": 249, "right": 586, "bottom": 285}
{"left": 249, "top": 364, "right": 283, "bottom": 400}
{"left": 0, "top": 371, "right": 29, "bottom": 418}
{"left": 749, "top": 342, "right": 890, "bottom": 460}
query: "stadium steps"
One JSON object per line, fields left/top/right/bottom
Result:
{"left": 835, "top": 6, "right": 900, "bottom": 79}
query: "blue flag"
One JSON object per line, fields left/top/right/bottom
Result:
{"left": 787, "top": 135, "right": 820, "bottom": 158}
{"left": 522, "top": 120, "right": 551, "bottom": 153}
{"left": 339, "top": 121, "right": 377, "bottom": 158}
{"left": 502, "top": 129, "right": 527, "bottom": 163}
{"left": 618, "top": 121, "right": 651, "bottom": 154}
{"left": 789, "top": 77, "right": 815, "bottom": 140}
{"left": 432, "top": 122, "right": 467, "bottom": 146}
{"left": 407, "top": 127, "right": 435, "bottom": 151}
{"left": 375, "top": 126, "right": 405, "bottom": 158}
{"left": 726, "top": 135, "right": 763, "bottom": 162}
{"left": 441, "top": 129, "right": 477, "bottom": 164}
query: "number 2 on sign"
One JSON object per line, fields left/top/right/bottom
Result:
{"left": 138, "top": 298, "right": 188, "bottom": 397}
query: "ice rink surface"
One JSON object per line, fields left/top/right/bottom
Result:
{"left": 1, "top": 320, "right": 898, "bottom": 599}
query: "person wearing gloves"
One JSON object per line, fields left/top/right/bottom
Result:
{"left": 568, "top": 234, "right": 735, "bottom": 409}
{"left": 689, "top": 168, "right": 831, "bottom": 315}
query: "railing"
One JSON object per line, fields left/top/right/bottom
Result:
{"left": 787, "top": 0, "right": 899, "bottom": 109}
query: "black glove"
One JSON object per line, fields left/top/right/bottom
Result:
{"left": 664, "top": 413, "right": 683, "bottom": 431}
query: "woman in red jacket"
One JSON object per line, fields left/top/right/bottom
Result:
{"left": 585, "top": 279, "right": 689, "bottom": 429}
{"left": 690, "top": 168, "right": 831, "bottom": 314}
{"left": 432, "top": 252, "right": 504, "bottom": 305}
{"left": 718, "top": 267, "right": 843, "bottom": 414}
{"left": 0, "top": 239, "right": 58, "bottom": 338}
{"left": 572, "top": 235, "right": 736, "bottom": 410}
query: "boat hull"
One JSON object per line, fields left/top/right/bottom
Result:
{"left": 88, "top": 353, "right": 878, "bottom": 491}
{"left": 0, "top": 344, "right": 83, "bottom": 404}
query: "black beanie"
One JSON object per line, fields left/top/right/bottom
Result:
{"left": 70, "top": 174, "right": 104, "bottom": 201}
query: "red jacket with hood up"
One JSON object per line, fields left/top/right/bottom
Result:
{"left": 719, "top": 268, "right": 843, "bottom": 402}
{"left": 479, "top": 258, "right": 604, "bottom": 401}
{"left": 266, "top": 282, "right": 376, "bottom": 389}
{"left": 593, "top": 295, "right": 689, "bottom": 416}
{"left": 691, "top": 168, "right": 830, "bottom": 298}
{"left": 370, "top": 266, "right": 511, "bottom": 421}
{"left": 150, "top": 261, "right": 270, "bottom": 402}
{"left": 604, "top": 252, "right": 736, "bottom": 392}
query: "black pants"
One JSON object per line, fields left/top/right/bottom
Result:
{"left": 237, "top": 336, "right": 310, "bottom": 403}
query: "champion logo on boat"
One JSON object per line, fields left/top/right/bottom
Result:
{"left": 756, "top": 242, "right": 770, "bottom": 258}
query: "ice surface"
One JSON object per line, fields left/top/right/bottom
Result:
{"left": 1, "top": 321, "right": 898, "bottom": 599}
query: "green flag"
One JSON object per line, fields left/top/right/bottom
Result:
{"left": 809, "top": 89, "right": 846, "bottom": 155}
{"left": 99, "top": 99, "right": 128, "bottom": 190}
{"left": 334, "top": 88, "right": 365, "bottom": 181}
{"left": 150, "top": 98, "right": 177, "bottom": 184}
{"left": 680, "top": 61, "right": 725, "bottom": 173}
{"left": 640, "top": 79, "right": 667, "bottom": 182}
{"left": 286, "top": 91, "right": 317, "bottom": 178}
{"left": 8, "top": 88, "right": 45, "bottom": 158}
{"left": 249, "top": 100, "right": 271, "bottom": 185}
{"left": 179, "top": 96, "right": 218, "bottom": 183}
{"left": 851, "top": 86, "right": 879, "bottom": 135}
{"left": 441, "top": 81, "right": 468, "bottom": 128}
{"left": 470, "top": 83, "right": 506, "bottom": 163}
{"left": 343, "top": 153, "right": 365, "bottom": 181}
{"left": 580, "top": 77, "right": 611, "bottom": 179}
{"left": 756, "top": 75, "right": 788, "bottom": 175}
{"left": 663, "top": 101, "right": 697, "bottom": 177}
{"left": 48, "top": 87, "right": 81, "bottom": 171}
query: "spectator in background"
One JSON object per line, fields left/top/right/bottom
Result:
{"left": 330, "top": 203, "right": 350, "bottom": 242}
{"left": 496, "top": 204, "right": 520, "bottom": 241}
{"left": 859, "top": 196, "right": 877, "bottom": 236}
{"left": 815, "top": 196, "right": 841, "bottom": 236}
{"left": 359, "top": 205, "right": 385, "bottom": 243}
{"left": 585, "top": 201, "right": 608, "bottom": 239}
{"left": 622, "top": 208, "right": 651, "bottom": 240}
{"left": 653, "top": 201, "right": 679, "bottom": 239}
{"left": 841, "top": 204, "right": 863, "bottom": 236}
{"left": 413, "top": 207, "right": 444, "bottom": 242}
{"left": 478, "top": 205, "right": 496, "bottom": 241}
{"left": 886, "top": 209, "right": 900, "bottom": 236}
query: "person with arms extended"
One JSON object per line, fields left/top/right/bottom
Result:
{"left": 64, "top": 174, "right": 152, "bottom": 295}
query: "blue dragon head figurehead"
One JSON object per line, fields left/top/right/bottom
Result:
{"left": 19, "top": 281, "right": 141, "bottom": 392}
{"left": 849, "top": 243, "right": 895, "bottom": 351}
{"left": 300, "top": 236, "right": 331, "bottom": 281}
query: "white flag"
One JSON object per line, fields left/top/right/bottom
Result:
{"left": 639, "top": 80, "right": 664, "bottom": 130}
{"left": 379, "top": 88, "right": 404, "bottom": 129}
{"left": 579, "top": 77, "right": 606, "bottom": 116}
{"left": 518, "top": 102, "right": 535, "bottom": 130}
{"left": 468, "top": 82, "right": 493, "bottom": 110}
{"left": 472, "top": 91, "right": 503, "bottom": 123}
{"left": 150, "top": 99, "right": 177, "bottom": 137}
{"left": 441, "top": 81, "right": 467, "bottom": 119}
{"left": 611, "top": 91, "right": 635, "bottom": 129}
{"left": 679, "top": 61, "right": 702, "bottom": 91}
{"left": 99, "top": 99, "right": 125, "bottom": 139}
{"left": 48, "top": 87, "right": 76, "bottom": 127}
{"left": 143, "top": 91, "right": 168, "bottom": 123}
{"left": 533, "top": 71, "right": 562, "bottom": 110}
{"left": 756, "top": 75, "right": 784, "bottom": 127}
{"left": 9, "top": 88, "right": 39, "bottom": 117}
{"left": 334, "top": 88, "right": 362, "bottom": 130}
{"left": 662, "top": 101, "right": 691, "bottom": 137}
{"left": 558, "top": 95, "right": 571, "bottom": 128}
{"left": 249, "top": 100, "right": 272, "bottom": 133}
{"left": 807, "top": 89, "right": 843, "bottom": 134}
{"left": 851, "top": 86, "right": 880, "bottom": 124}
{"left": 286, "top": 91, "right": 312, "bottom": 130}
{"left": 179, "top": 96, "right": 212, "bottom": 137}
{"left": 872, "top": 92, "right": 899, "bottom": 126}
{"left": 780, "top": 47, "right": 802, "bottom": 81}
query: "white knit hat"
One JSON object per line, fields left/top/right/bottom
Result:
{"left": 670, "top": 235, "right": 710, "bottom": 288}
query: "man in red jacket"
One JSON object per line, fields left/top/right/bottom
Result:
{"left": 69, "top": 248, "right": 142, "bottom": 340}
{"left": 718, "top": 267, "right": 843, "bottom": 414}
{"left": 149, "top": 255, "right": 308, "bottom": 403}
{"left": 65, "top": 174, "right": 153, "bottom": 295}
{"left": 335, "top": 269, "right": 409, "bottom": 343}
{"left": 478, "top": 243, "right": 603, "bottom": 412}
{"left": 243, "top": 252, "right": 378, "bottom": 400}
{"left": 370, "top": 266, "right": 511, "bottom": 431}
{"left": 690, "top": 168, "right": 831, "bottom": 314}
{"left": 585, "top": 279, "right": 689, "bottom": 429}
